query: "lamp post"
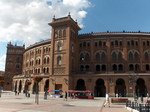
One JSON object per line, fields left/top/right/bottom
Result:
{"left": 34, "top": 76, "right": 42, "bottom": 105}
{"left": 129, "top": 72, "right": 138, "bottom": 100}
{"left": 24, "top": 75, "right": 31, "bottom": 97}
{"left": 108, "top": 78, "right": 113, "bottom": 96}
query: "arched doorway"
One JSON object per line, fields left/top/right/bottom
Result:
{"left": 18, "top": 80, "right": 22, "bottom": 93}
{"left": 44, "top": 79, "right": 49, "bottom": 92}
{"left": 135, "top": 78, "right": 147, "bottom": 97}
{"left": 115, "top": 78, "right": 126, "bottom": 97}
{"left": 75, "top": 79, "right": 86, "bottom": 90}
{"left": 94, "top": 79, "right": 106, "bottom": 97}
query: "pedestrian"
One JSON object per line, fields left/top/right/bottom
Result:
{"left": 146, "top": 93, "right": 149, "bottom": 103}
{"left": 18, "top": 91, "right": 20, "bottom": 95}
{"left": 103, "top": 93, "right": 110, "bottom": 107}
{"left": 65, "top": 91, "right": 68, "bottom": 101}
{"left": 44, "top": 91, "right": 47, "bottom": 100}
{"left": 15, "top": 90, "right": 17, "bottom": 95}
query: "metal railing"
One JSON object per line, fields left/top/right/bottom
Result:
{"left": 126, "top": 100, "right": 150, "bottom": 112}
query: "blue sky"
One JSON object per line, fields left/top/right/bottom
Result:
{"left": 81, "top": 0, "right": 150, "bottom": 33}
{"left": 0, "top": 0, "right": 150, "bottom": 71}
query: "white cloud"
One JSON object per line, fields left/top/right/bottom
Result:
{"left": 0, "top": 0, "right": 91, "bottom": 71}
{"left": 0, "top": 0, "right": 91, "bottom": 47}
{"left": 0, "top": 55, "right": 6, "bottom": 71}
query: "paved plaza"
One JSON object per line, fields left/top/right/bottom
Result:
{"left": 0, "top": 91, "right": 129, "bottom": 112}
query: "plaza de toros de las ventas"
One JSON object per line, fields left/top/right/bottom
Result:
{"left": 4, "top": 14, "right": 150, "bottom": 97}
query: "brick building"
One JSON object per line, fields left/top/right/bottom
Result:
{"left": 4, "top": 42, "right": 25, "bottom": 90}
{"left": 11, "top": 15, "right": 150, "bottom": 97}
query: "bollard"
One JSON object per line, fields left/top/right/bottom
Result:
{"left": 141, "top": 95, "right": 143, "bottom": 103}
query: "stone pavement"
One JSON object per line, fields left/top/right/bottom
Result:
{"left": 0, "top": 91, "right": 129, "bottom": 112}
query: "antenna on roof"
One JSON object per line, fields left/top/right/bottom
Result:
{"left": 68, "top": 12, "right": 71, "bottom": 17}
{"left": 53, "top": 15, "right": 55, "bottom": 19}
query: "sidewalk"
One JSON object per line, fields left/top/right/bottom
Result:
{"left": 0, "top": 91, "right": 129, "bottom": 112}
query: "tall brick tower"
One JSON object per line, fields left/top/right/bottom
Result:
{"left": 49, "top": 14, "right": 80, "bottom": 92}
{"left": 4, "top": 42, "right": 25, "bottom": 91}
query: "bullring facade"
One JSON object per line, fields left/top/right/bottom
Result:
{"left": 8, "top": 15, "right": 150, "bottom": 97}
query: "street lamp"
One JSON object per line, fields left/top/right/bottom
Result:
{"left": 24, "top": 75, "right": 31, "bottom": 97}
{"left": 129, "top": 72, "right": 138, "bottom": 100}
{"left": 107, "top": 78, "right": 113, "bottom": 96}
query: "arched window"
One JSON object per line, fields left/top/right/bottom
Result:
{"left": 135, "top": 64, "right": 139, "bottom": 71}
{"left": 129, "top": 64, "right": 134, "bottom": 71}
{"left": 96, "top": 65, "right": 100, "bottom": 71}
{"left": 57, "top": 42, "right": 62, "bottom": 51}
{"left": 115, "top": 40, "right": 118, "bottom": 46}
{"left": 101, "top": 52, "right": 106, "bottom": 61}
{"left": 99, "top": 41, "right": 102, "bottom": 46}
{"left": 112, "top": 64, "right": 117, "bottom": 71}
{"left": 38, "top": 68, "right": 40, "bottom": 74}
{"left": 102, "top": 65, "right": 106, "bottom": 71}
{"left": 118, "top": 64, "right": 123, "bottom": 71}
{"left": 43, "top": 68, "right": 46, "bottom": 73}
{"left": 131, "top": 40, "right": 134, "bottom": 46}
{"left": 144, "top": 52, "right": 149, "bottom": 60}
{"left": 146, "top": 64, "right": 150, "bottom": 71}
{"left": 134, "top": 52, "right": 139, "bottom": 60}
{"left": 85, "top": 65, "right": 89, "bottom": 71}
{"left": 128, "top": 52, "right": 133, "bottom": 61}
{"left": 80, "top": 65, "right": 84, "bottom": 71}
{"left": 112, "top": 52, "right": 117, "bottom": 61}
{"left": 85, "top": 53, "right": 90, "bottom": 61}
{"left": 47, "top": 57, "right": 50, "bottom": 64}
{"left": 36, "top": 59, "right": 38, "bottom": 65}
{"left": 80, "top": 53, "right": 84, "bottom": 61}
{"left": 57, "top": 56, "right": 62, "bottom": 65}
{"left": 38, "top": 59, "right": 41, "bottom": 65}
{"left": 47, "top": 68, "right": 49, "bottom": 73}
{"left": 63, "top": 29, "right": 66, "bottom": 37}
{"left": 58, "top": 30, "right": 62, "bottom": 37}
{"left": 96, "top": 53, "right": 100, "bottom": 61}
{"left": 43, "top": 58, "right": 46, "bottom": 64}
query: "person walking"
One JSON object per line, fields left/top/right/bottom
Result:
{"left": 103, "top": 93, "right": 110, "bottom": 107}
{"left": 64, "top": 91, "right": 68, "bottom": 101}
{"left": 146, "top": 93, "right": 149, "bottom": 103}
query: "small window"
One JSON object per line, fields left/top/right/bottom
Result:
{"left": 87, "top": 42, "right": 90, "bottom": 47}
{"left": 99, "top": 41, "right": 102, "bottom": 46}
{"left": 63, "top": 29, "right": 66, "bottom": 37}
{"left": 115, "top": 40, "right": 118, "bottom": 46}
{"left": 143, "top": 42, "right": 145, "bottom": 46}
{"left": 120, "top": 41, "right": 122, "bottom": 46}
{"left": 127, "top": 41, "right": 130, "bottom": 46}
{"left": 83, "top": 42, "right": 86, "bottom": 47}
{"left": 111, "top": 41, "right": 114, "bottom": 46}
{"left": 135, "top": 41, "right": 138, "bottom": 46}
{"left": 57, "top": 42, "right": 62, "bottom": 51}
{"left": 57, "top": 56, "right": 62, "bottom": 65}
{"left": 103, "top": 42, "right": 106, "bottom": 46}
{"left": 147, "top": 41, "right": 150, "bottom": 46}
{"left": 80, "top": 43, "right": 82, "bottom": 48}
{"left": 95, "top": 42, "right": 97, "bottom": 47}
{"left": 131, "top": 40, "right": 134, "bottom": 46}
